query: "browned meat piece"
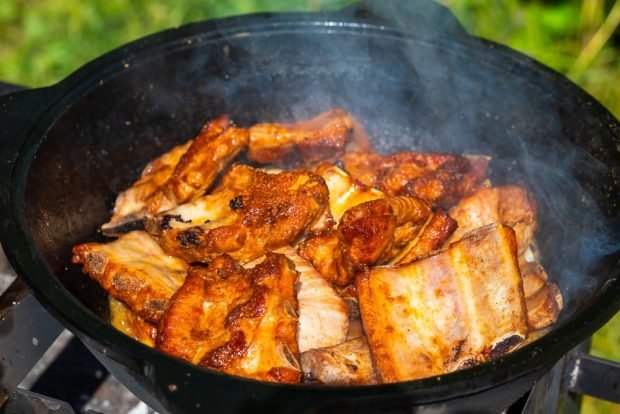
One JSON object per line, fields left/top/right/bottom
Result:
{"left": 519, "top": 258, "right": 563, "bottom": 330}
{"left": 248, "top": 109, "right": 354, "bottom": 165}
{"left": 274, "top": 247, "right": 349, "bottom": 353}
{"left": 300, "top": 196, "right": 432, "bottom": 286}
{"left": 157, "top": 253, "right": 301, "bottom": 383}
{"left": 298, "top": 231, "right": 341, "bottom": 284}
{"left": 301, "top": 337, "right": 378, "bottom": 385}
{"left": 102, "top": 115, "right": 248, "bottom": 234}
{"left": 525, "top": 283, "right": 563, "bottom": 331}
{"left": 498, "top": 185, "right": 537, "bottom": 254}
{"left": 145, "top": 166, "right": 329, "bottom": 263}
{"left": 106, "top": 141, "right": 192, "bottom": 225}
{"left": 519, "top": 258, "right": 548, "bottom": 297}
{"left": 341, "top": 151, "right": 489, "bottom": 208}
{"left": 393, "top": 210, "right": 458, "bottom": 265}
{"left": 356, "top": 224, "right": 528, "bottom": 383}
{"left": 448, "top": 184, "right": 537, "bottom": 253}
{"left": 339, "top": 196, "right": 431, "bottom": 265}
{"left": 72, "top": 231, "right": 188, "bottom": 323}
{"left": 109, "top": 297, "right": 157, "bottom": 347}
{"left": 167, "top": 115, "right": 249, "bottom": 204}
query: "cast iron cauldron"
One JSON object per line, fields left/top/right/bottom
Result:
{"left": 1, "top": 1, "right": 619, "bottom": 413}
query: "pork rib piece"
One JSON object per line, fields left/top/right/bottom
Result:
{"left": 103, "top": 115, "right": 248, "bottom": 234}
{"left": 448, "top": 184, "right": 537, "bottom": 254}
{"left": 248, "top": 109, "right": 355, "bottom": 165}
{"left": 300, "top": 196, "right": 433, "bottom": 286}
{"left": 157, "top": 253, "right": 301, "bottom": 383}
{"left": 145, "top": 165, "right": 329, "bottom": 264}
{"left": 72, "top": 231, "right": 188, "bottom": 323}
{"left": 356, "top": 224, "right": 528, "bottom": 383}
{"left": 342, "top": 151, "right": 489, "bottom": 208}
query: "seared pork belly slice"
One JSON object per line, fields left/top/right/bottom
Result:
{"left": 300, "top": 196, "right": 432, "bottom": 286}
{"left": 109, "top": 297, "right": 157, "bottom": 347}
{"left": 72, "top": 231, "right": 188, "bottom": 323}
{"left": 341, "top": 151, "right": 489, "bottom": 208}
{"left": 315, "top": 164, "right": 384, "bottom": 224}
{"left": 102, "top": 115, "right": 249, "bottom": 234}
{"left": 248, "top": 109, "right": 354, "bottom": 165}
{"left": 448, "top": 184, "right": 537, "bottom": 253}
{"left": 301, "top": 337, "right": 377, "bottom": 385}
{"left": 146, "top": 166, "right": 329, "bottom": 264}
{"left": 157, "top": 253, "right": 301, "bottom": 383}
{"left": 275, "top": 247, "right": 348, "bottom": 353}
{"left": 356, "top": 224, "right": 528, "bottom": 383}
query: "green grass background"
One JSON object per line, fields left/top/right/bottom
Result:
{"left": 0, "top": 1, "right": 617, "bottom": 412}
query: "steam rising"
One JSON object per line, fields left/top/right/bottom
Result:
{"left": 25, "top": 0, "right": 619, "bottom": 324}
{"left": 148, "top": 0, "right": 620, "bottom": 315}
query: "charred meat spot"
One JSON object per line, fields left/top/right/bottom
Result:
{"left": 449, "top": 339, "right": 466, "bottom": 363}
{"left": 176, "top": 227, "right": 204, "bottom": 247}
{"left": 489, "top": 335, "right": 523, "bottom": 360}
{"left": 458, "top": 358, "right": 479, "bottom": 369}
{"left": 160, "top": 214, "right": 191, "bottom": 230}
{"left": 225, "top": 286, "right": 266, "bottom": 327}
{"left": 346, "top": 363, "right": 359, "bottom": 372}
{"left": 229, "top": 196, "right": 244, "bottom": 210}
{"left": 200, "top": 330, "right": 247, "bottom": 369}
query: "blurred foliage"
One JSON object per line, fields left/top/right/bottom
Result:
{"left": 0, "top": 1, "right": 618, "bottom": 412}
{"left": 444, "top": 0, "right": 620, "bottom": 119}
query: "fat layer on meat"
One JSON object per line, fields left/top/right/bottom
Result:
{"left": 72, "top": 231, "right": 188, "bottom": 323}
{"left": 301, "top": 337, "right": 377, "bottom": 385}
{"left": 448, "top": 184, "right": 537, "bottom": 253}
{"left": 275, "top": 247, "right": 349, "bottom": 353}
{"left": 356, "top": 224, "right": 528, "bottom": 383}
{"left": 314, "top": 164, "right": 384, "bottom": 224}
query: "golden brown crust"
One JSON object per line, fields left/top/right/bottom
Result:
{"left": 356, "top": 224, "right": 528, "bottom": 383}
{"left": 157, "top": 253, "right": 301, "bottom": 383}
{"left": 342, "top": 151, "right": 489, "bottom": 208}
{"left": 300, "top": 196, "right": 432, "bottom": 286}
{"left": 77, "top": 108, "right": 561, "bottom": 386}
{"left": 103, "top": 116, "right": 249, "bottom": 231}
{"left": 395, "top": 210, "right": 458, "bottom": 265}
{"left": 107, "top": 141, "right": 192, "bottom": 223}
{"left": 71, "top": 231, "right": 188, "bottom": 323}
{"left": 519, "top": 258, "right": 563, "bottom": 330}
{"left": 147, "top": 167, "right": 330, "bottom": 263}
{"left": 166, "top": 115, "right": 249, "bottom": 204}
{"left": 248, "top": 109, "right": 354, "bottom": 165}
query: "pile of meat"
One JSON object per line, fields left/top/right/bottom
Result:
{"left": 72, "top": 109, "right": 563, "bottom": 385}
